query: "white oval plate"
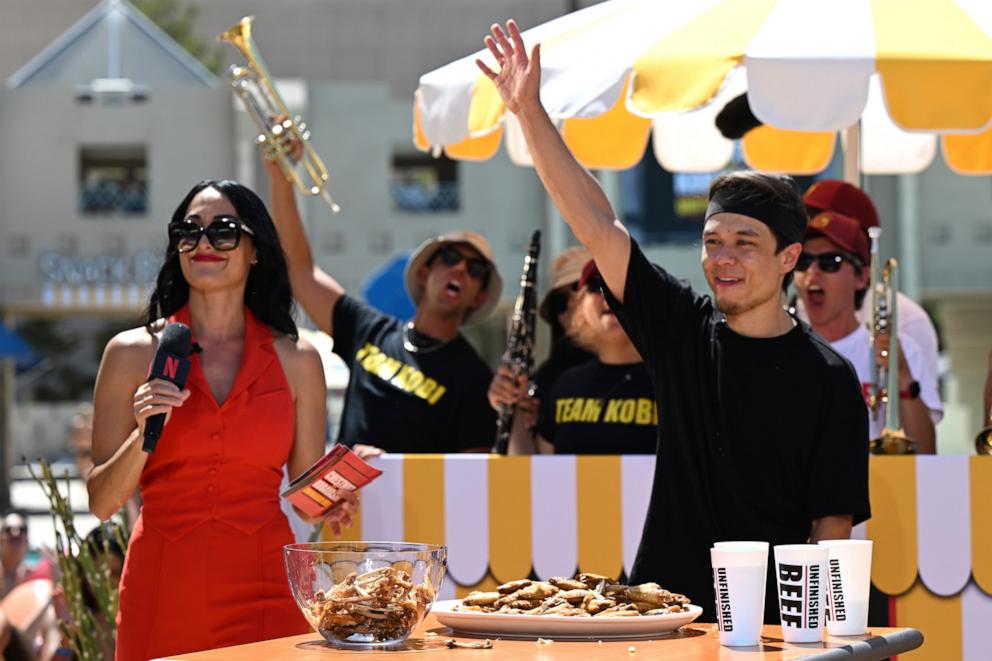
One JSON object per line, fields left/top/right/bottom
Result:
{"left": 431, "top": 600, "right": 703, "bottom": 640}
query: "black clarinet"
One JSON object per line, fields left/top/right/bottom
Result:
{"left": 494, "top": 230, "right": 541, "bottom": 454}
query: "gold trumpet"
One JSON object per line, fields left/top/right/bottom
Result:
{"left": 976, "top": 416, "right": 992, "bottom": 455}
{"left": 219, "top": 16, "right": 339, "bottom": 212}
{"left": 866, "top": 227, "right": 915, "bottom": 455}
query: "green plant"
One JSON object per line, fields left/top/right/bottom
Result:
{"left": 28, "top": 460, "right": 129, "bottom": 661}
{"left": 133, "top": 0, "right": 225, "bottom": 74}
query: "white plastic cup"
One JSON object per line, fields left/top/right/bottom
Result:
{"left": 710, "top": 544, "right": 768, "bottom": 647}
{"left": 714, "top": 541, "right": 770, "bottom": 551}
{"left": 818, "top": 539, "right": 873, "bottom": 636}
{"left": 773, "top": 544, "right": 829, "bottom": 643}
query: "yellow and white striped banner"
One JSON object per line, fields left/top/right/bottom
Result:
{"left": 416, "top": 0, "right": 992, "bottom": 175}
{"left": 330, "top": 455, "right": 992, "bottom": 660}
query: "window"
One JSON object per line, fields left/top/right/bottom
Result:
{"left": 390, "top": 153, "right": 459, "bottom": 213}
{"left": 79, "top": 146, "right": 148, "bottom": 216}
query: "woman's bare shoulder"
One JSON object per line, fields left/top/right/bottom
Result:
{"left": 102, "top": 324, "right": 160, "bottom": 365}
{"left": 271, "top": 333, "right": 323, "bottom": 381}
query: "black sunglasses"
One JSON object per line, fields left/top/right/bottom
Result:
{"left": 1, "top": 525, "right": 25, "bottom": 536}
{"left": 432, "top": 244, "right": 491, "bottom": 281}
{"left": 546, "top": 288, "right": 572, "bottom": 318}
{"left": 582, "top": 274, "right": 605, "bottom": 294}
{"left": 169, "top": 216, "right": 255, "bottom": 253}
{"left": 795, "top": 251, "right": 862, "bottom": 273}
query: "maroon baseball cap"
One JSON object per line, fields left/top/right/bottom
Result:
{"left": 577, "top": 259, "right": 601, "bottom": 290}
{"left": 806, "top": 211, "right": 870, "bottom": 265}
{"left": 803, "top": 180, "right": 880, "bottom": 231}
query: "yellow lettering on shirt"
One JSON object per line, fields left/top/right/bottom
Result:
{"left": 390, "top": 365, "right": 415, "bottom": 390}
{"left": 602, "top": 399, "right": 621, "bottom": 423}
{"left": 416, "top": 378, "right": 438, "bottom": 400}
{"left": 562, "top": 398, "right": 575, "bottom": 422}
{"left": 356, "top": 343, "right": 375, "bottom": 362}
{"left": 353, "top": 343, "right": 448, "bottom": 406}
{"left": 563, "top": 397, "right": 657, "bottom": 426}
{"left": 406, "top": 371, "right": 425, "bottom": 392}
{"left": 636, "top": 398, "right": 653, "bottom": 425}
{"left": 582, "top": 398, "right": 603, "bottom": 422}
{"left": 361, "top": 349, "right": 384, "bottom": 372}
{"left": 619, "top": 400, "right": 635, "bottom": 423}
{"left": 428, "top": 385, "right": 446, "bottom": 405}
{"left": 376, "top": 356, "right": 402, "bottom": 381}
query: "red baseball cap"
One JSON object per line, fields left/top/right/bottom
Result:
{"left": 803, "top": 180, "right": 880, "bottom": 231}
{"left": 806, "top": 211, "right": 870, "bottom": 266}
{"left": 577, "top": 259, "right": 601, "bottom": 290}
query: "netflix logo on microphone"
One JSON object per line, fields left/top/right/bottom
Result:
{"left": 777, "top": 563, "right": 821, "bottom": 629}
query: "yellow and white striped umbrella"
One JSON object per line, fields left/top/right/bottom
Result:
{"left": 414, "top": 0, "right": 992, "bottom": 175}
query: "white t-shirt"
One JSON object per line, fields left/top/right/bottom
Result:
{"left": 797, "top": 291, "right": 940, "bottom": 388}
{"left": 830, "top": 325, "right": 943, "bottom": 441}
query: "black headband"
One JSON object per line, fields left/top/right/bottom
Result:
{"left": 705, "top": 191, "right": 806, "bottom": 246}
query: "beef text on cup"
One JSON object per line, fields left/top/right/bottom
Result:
{"left": 773, "top": 544, "right": 829, "bottom": 644}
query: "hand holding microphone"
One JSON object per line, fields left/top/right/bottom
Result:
{"left": 134, "top": 323, "right": 193, "bottom": 452}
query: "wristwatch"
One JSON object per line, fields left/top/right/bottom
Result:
{"left": 899, "top": 381, "right": 921, "bottom": 400}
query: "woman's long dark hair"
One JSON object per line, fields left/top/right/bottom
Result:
{"left": 145, "top": 180, "right": 298, "bottom": 339}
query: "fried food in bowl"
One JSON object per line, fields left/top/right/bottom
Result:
{"left": 284, "top": 541, "right": 446, "bottom": 648}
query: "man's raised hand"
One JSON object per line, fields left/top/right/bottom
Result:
{"left": 476, "top": 20, "right": 542, "bottom": 116}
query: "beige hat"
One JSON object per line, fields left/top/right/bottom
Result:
{"left": 539, "top": 246, "right": 592, "bottom": 322}
{"left": 404, "top": 231, "right": 503, "bottom": 326}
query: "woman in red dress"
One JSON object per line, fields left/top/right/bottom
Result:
{"left": 87, "top": 180, "right": 353, "bottom": 660}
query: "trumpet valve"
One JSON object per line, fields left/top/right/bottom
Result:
{"left": 976, "top": 425, "right": 992, "bottom": 456}
{"left": 870, "top": 428, "right": 916, "bottom": 455}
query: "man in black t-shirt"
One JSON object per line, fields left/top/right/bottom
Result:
{"left": 266, "top": 161, "right": 500, "bottom": 454}
{"left": 478, "top": 20, "right": 870, "bottom": 624}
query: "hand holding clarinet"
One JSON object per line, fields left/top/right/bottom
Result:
{"left": 492, "top": 230, "right": 541, "bottom": 454}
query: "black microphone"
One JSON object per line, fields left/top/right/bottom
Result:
{"left": 142, "top": 322, "right": 192, "bottom": 453}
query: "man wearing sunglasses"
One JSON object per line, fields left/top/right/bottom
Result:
{"left": 794, "top": 212, "right": 939, "bottom": 452}
{"left": 801, "top": 180, "right": 940, "bottom": 402}
{"left": 265, "top": 161, "right": 502, "bottom": 456}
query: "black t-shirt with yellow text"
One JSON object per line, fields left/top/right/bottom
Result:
{"left": 535, "top": 360, "right": 657, "bottom": 454}
{"left": 331, "top": 295, "right": 496, "bottom": 453}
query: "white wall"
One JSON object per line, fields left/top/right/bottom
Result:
{"left": 0, "top": 84, "right": 233, "bottom": 309}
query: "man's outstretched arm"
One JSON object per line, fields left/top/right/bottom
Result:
{"left": 477, "top": 20, "right": 632, "bottom": 302}
{"left": 266, "top": 159, "right": 344, "bottom": 336}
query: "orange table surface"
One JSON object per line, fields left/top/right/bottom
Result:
{"left": 162, "top": 615, "right": 923, "bottom": 660}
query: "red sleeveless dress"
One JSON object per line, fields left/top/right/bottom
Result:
{"left": 115, "top": 307, "right": 309, "bottom": 660}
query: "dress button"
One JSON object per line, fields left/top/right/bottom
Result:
{"left": 207, "top": 485, "right": 215, "bottom": 493}
{"left": 208, "top": 468, "right": 217, "bottom": 477}
{"left": 211, "top": 433, "right": 221, "bottom": 441}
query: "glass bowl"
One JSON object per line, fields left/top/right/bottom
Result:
{"left": 284, "top": 541, "right": 447, "bottom": 648}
